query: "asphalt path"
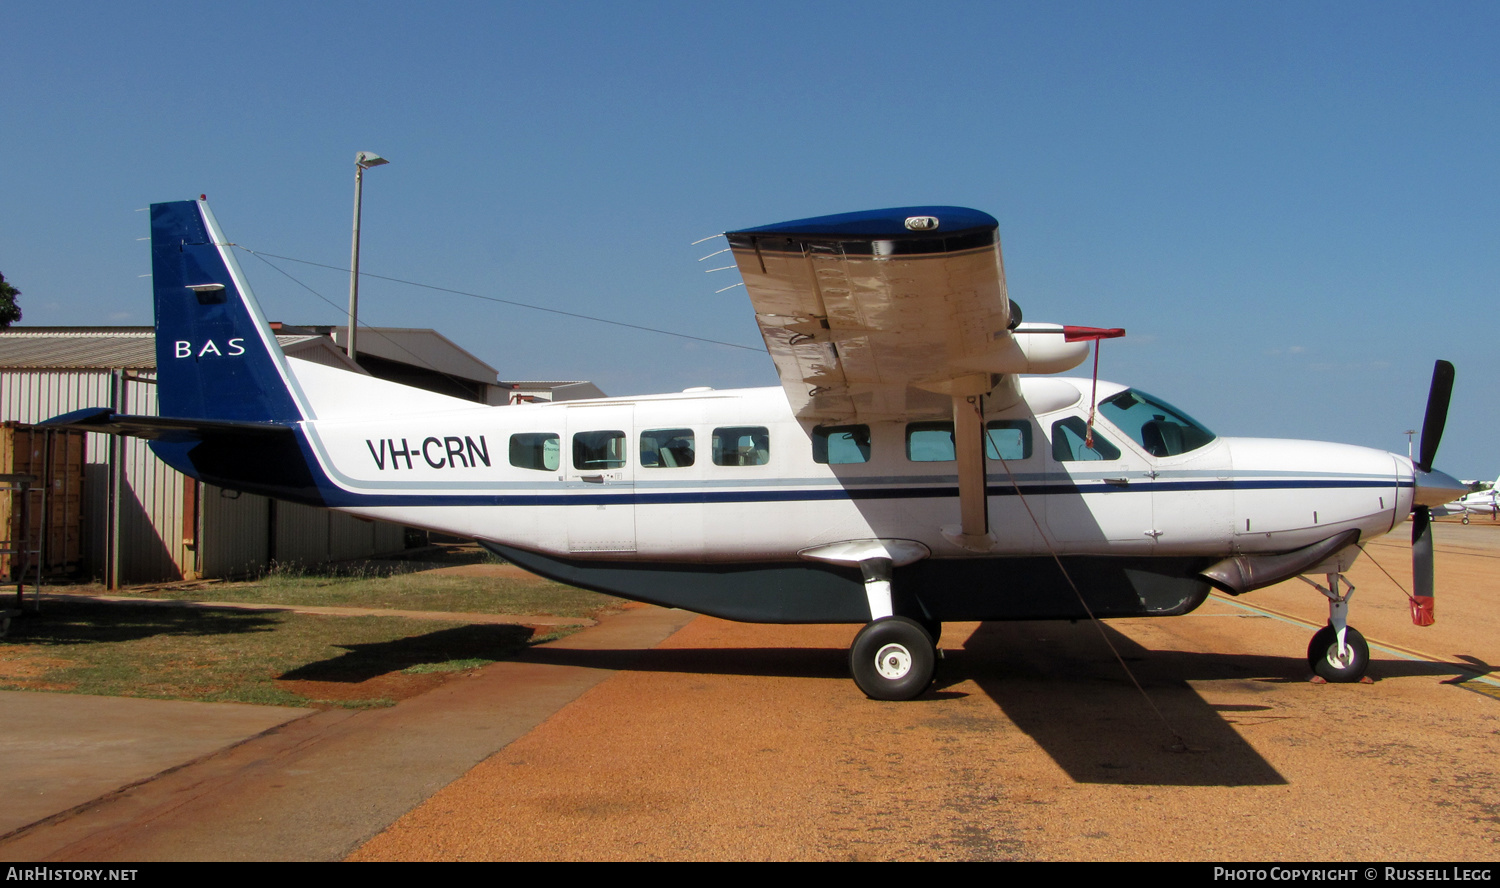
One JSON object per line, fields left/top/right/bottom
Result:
{"left": 0, "top": 606, "right": 695, "bottom": 861}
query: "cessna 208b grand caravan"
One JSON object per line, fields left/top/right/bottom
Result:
{"left": 48, "top": 200, "right": 1466, "bottom": 700}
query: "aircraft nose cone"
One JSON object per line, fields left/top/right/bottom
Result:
{"left": 1414, "top": 466, "right": 1468, "bottom": 507}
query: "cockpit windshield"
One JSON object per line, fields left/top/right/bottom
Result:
{"left": 1098, "top": 389, "right": 1216, "bottom": 457}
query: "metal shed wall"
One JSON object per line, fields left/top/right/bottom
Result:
{"left": 1, "top": 368, "right": 405, "bottom": 584}
{"left": 1, "top": 369, "right": 188, "bottom": 584}
{"left": 198, "top": 485, "right": 269, "bottom": 579}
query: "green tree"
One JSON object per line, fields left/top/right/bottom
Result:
{"left": 0, "top": 272, "right": 20, "bottom": 327}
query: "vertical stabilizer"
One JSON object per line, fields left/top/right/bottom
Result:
{"left": 151, "top": 200, "right": 306, "bottom": 423}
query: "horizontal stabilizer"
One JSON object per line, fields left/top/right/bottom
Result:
{"left": 42, "top": 407, "right": 291, "bottom": 441}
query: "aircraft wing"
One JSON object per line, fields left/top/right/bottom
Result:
{"left": 726, "top": 206, "right": 1089, "bottom": 423}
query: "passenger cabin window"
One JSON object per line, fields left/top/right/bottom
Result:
{"left": 640, "top": 428, "right": 695, "bottom": 468}
{"left": 712, "top": 426, "right": 770, "bottom": 466}
{"left": 813, "top": 425, "right": 871, "bottom": 464}
{"left": 573, "top": 430, "right": 626, "bottom": 470}
{"left": 509, "top": 433, "right": 560, "bottom": 472}
{"left": 1098, "top": 389, "right": 1216, "bottom": 457}
{"left": 906, "top": 422, "right": 954, "bottom": 462}
{"left": 984, "top": 420, "right": 1032, "bottom": 460}
{"left": 1051, "top": 416, "right": 1121, "bottom": 462}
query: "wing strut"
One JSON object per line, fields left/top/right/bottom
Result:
{"left": 946, "top": 375, "right": 996, "bottom": 552}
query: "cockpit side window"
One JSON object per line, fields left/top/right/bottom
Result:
{"left": 1051, "top": 416, "right": 1121, "bottom": 462}
{"left": 1098, "top": 389, "right": 1216, "bottom": 457}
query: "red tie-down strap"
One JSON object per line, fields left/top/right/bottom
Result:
{"left": 1059, "top": 328, "right": 1127, "bottom": 448}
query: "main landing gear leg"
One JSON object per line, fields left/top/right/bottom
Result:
{"left": 1302, "top": 572, "right": 1370, "bottom": 683}
{"left": 849, "top": 558, "right": 936, "bottom": 701}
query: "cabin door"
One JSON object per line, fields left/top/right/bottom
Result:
{"left": 563, "top": 405, "right": 636, "bottom": 554}
{"left": 1041, "top": 414, "right": 1156, "bottom": 553}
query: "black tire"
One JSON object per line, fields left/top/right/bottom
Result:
{"left": 1462, "top": 515, "right": 1470, "bottom": 525}
{"left": 849, "top": 617, "right": 935, "bottom": 701}
{"left": 1307, "top": 625, "right": 1370, "bottom": 683}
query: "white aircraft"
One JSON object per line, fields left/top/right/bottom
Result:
{"left": 48, "top": 200, "right": 1467, "bottom": 699}
{"left": 1431, "top": 478, "right": 1498, "bottom": 523}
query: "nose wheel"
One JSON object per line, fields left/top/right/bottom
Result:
{"left": 1300, "top": 571, "right": 1371, "bottom": 683}
{"left": 1307, "top": 624, "right": 1370, "bottom": 682}
{"left": 849, "top": 617, "right": 936, "bottom": 700}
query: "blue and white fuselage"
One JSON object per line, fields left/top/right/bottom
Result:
{"left": 290, "top": 367, "right": 1412, "bottom": 564}
{"left": 50, "top": 198, "right": 1465, "bottom": 698}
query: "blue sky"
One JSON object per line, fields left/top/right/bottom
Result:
{"left": 3, "top": 2, "right": 1495, "bottom": 479}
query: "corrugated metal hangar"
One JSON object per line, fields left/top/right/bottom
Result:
{"left": 0, "top": 325, "right": 601, "bottom": 586}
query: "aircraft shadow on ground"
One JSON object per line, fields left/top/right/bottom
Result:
{"left": 520, "top": 643, "right": 853, "bottom": 680}
{"left": 278, "top": 624, "right": 535, "bottom": 683}
{"left": 950, "top": 622, "right": 1494, "bottom": 785}
{"left": 953, "top": 621, "right": 1292, "bottom": 787}
{"left": 6, "top": 599, "right": 283, "bottom": 645}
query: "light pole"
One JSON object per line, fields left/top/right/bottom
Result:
{"left": 1405, "top": 429, "right": 1417, "bottom": 461}
{"left": 347, "top": 151, "right": 389, "bottom": 363}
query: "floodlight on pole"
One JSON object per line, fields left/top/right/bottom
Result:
{"left": 347, "top": 151, "right": 390, "bottom": 363}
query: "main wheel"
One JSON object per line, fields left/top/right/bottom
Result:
{"left": 850, "top": 617, "right": 935, "bottom": 701}
{"left": 1307, "top": 625, "right": 1370, "bottom": 683}
{"left": 1462, "top": 514, "right": 1470, "bottom": 525}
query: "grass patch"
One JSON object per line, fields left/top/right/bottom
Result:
{"left": 402, "top": 658, "right": 496, "bottom": 675}
{"left": 7, "top": 548, "right": 626, "bottom": 707}
{"left": 83, "top": 563, "right": 622, "bottom": 618}
{"left": 0, "top": 599, "right": 549, "bottom": 708}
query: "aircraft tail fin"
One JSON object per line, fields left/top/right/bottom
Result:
{"left": 151, "top": 200, "right": 306, "bottom": 424}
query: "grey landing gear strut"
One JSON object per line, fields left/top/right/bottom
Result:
{"left": 800, "top": 539, "right": 937, "bottom": 700}
{"left": 1300, "top": 572, "right": 1370, "bottom": 683}
{"left": 848, "top": 555, "right": 938, "bottom": 701}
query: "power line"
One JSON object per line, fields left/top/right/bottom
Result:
{"left": 239, "top": 248, "right": 485, "bottom": 394}
{"left": 233, "top": 246, "right": 761, "bottom": 353}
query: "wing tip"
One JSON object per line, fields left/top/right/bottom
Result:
{"left": 729, "top": 206, "right": 997, "bottom": 239}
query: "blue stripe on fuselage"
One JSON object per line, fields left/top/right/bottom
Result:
{"left": 287, "top": 426, "right": 1406, "bottom": 508}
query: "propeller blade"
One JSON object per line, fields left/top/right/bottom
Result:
{"left": 1411, "top": 504, "right": 1435, "bottom": 626}
{"left": 1417, "top": 360, "right": 1455, "bottom": 473}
